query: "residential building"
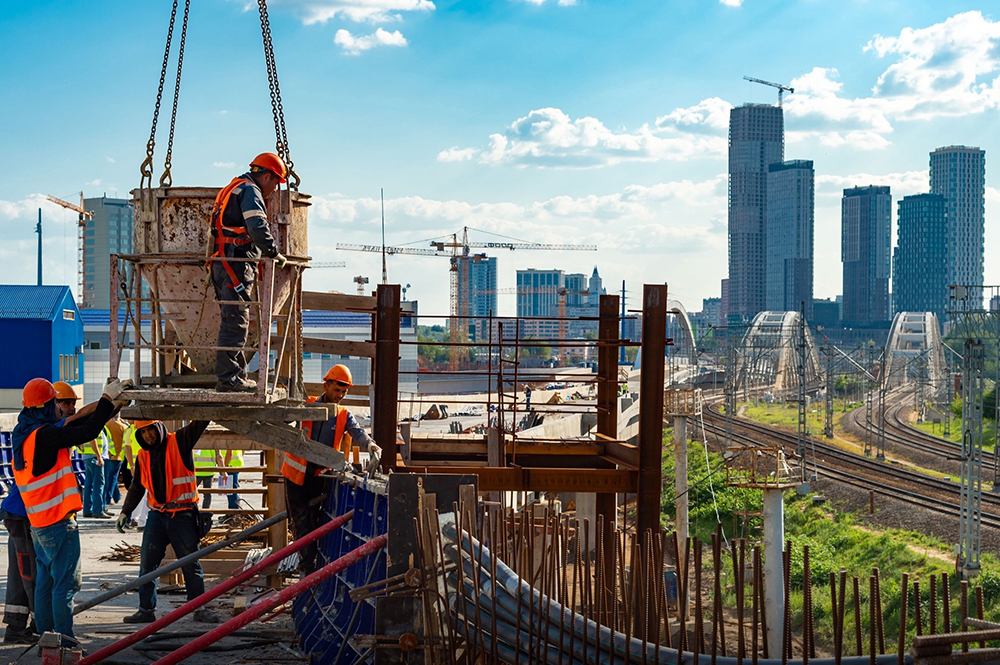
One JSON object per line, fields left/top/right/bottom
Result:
{"left": 842, "top": 186, "right": 892, "bottom": 325}
{"left": 82, "top": 196, "right": 134, "bottom": 309}
{"left": 516, "top": 268, "right": 563, "bottom": 338}
{"left": 728, "top": 104, "right": 784, "bottom": 320}
{"left": 892, "top": 194, "right": 948, "bottom": 321}
{"left": 929, "top": 146, "right": 985, "bottom": 296}
{"left": 702, "top": 297, "right": 722, "bottom": 327}
{"left": 766, "top": 160, "right": 814, "bottom": 317}
{"left": 456, "top": 254, "right": 496, "bottom": 342}
{"left": 811, "top": 299, "right": 840, "bottom": 328}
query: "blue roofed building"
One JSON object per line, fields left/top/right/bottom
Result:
{"left": 0, "top": 285, "right": 84, "bottom": 410}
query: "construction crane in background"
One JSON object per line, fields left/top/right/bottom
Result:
{"left": 353, "top": 275, "right": 370, "bottom": 296}
{"left": 743, "top": 75, "right": 794, "bottom": 107}
{"left": 311, "top": 261, "right": 346, "bottom": 268}
{"left": 46, "top": 193, "right": 94, "bottom": 304}
{"left": 338, "top": 226, "right": 596, "bottom": 370}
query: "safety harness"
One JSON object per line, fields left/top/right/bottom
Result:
{"left": 209, "top": 177, "right": 256, "bottom": 299}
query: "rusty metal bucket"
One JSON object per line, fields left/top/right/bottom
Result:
{"left": 128, "top": 186, "right": 310, "bottom": 377}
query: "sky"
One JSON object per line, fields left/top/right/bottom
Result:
{"left": 2, "top": 0, "right": 999, "bottom": 319}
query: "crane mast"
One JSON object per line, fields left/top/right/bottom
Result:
{"left": 47, "top": 193, "right": 94, "bottom": 304}
{"left": 743, "top": 75, "right": 795, "bottom": 107}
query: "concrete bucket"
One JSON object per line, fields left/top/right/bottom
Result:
{"left": 129, "top": 186, "right": 310, "bottom": 378}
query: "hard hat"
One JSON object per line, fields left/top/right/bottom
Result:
{"left": 250, "top": 153, "right": 287, "bottom": 183}
{"left": 323, "top": 364, "right": 353, "bottom": 386}
{"left": 52, "top": 381, "right": 78, "bottom": 401}
{"left": 22, "top": 378, "right": 56, "bottom": 408}
{"left": 130, "top": 420, "right": 158, "bottom": 430}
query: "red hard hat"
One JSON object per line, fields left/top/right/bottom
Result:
{"left": 23, "top": 378, "right": 57, "bottom": 408}
{"left": 323, "top": 364, "right": 353, "bottom": 386}
{"left": 52, "top": 381, "right": 78, "bottom": 401}
{"left": 250, "top": 152, "right": 287, "bottom": 183}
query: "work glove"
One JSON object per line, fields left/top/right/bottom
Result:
{"left": 274, "top": 253, "right": 288, "bottom": 270}
{"left": 366, "top": 443, "right": 382, "bottom": 476}
{"left": 102, "top": 378, "right": 131, "bottom": 402}
{"left": 116, "top": 513, "right": 132, "bottom": 534}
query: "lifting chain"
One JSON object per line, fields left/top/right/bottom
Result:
{"left": 258, "top": 0, "right": 300, "bottom": 190}
{"left": 140, "top": 0, "right": 181, "bottom": 190}
{"left": 158, "top": 0, "right": 191, "bottom": 188}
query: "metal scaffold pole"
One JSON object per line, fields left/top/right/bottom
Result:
{"left": 796, "top": 308, "right": 808, "bottom": 480}
{"left": 824, "top": 346, "right": 834, "bottom": 438}
{"left": 959, "top": 338, "right": 985, "bottom": 578}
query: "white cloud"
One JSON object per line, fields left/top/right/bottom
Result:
{"left": 520, "top": 0, "right": 578, "bottom": 5}
{"left": 437, "top": 146, "right": 476, "bottom": 162}
{"left": 264, "top": 0, "right": 435, "bottom": 24}
{"left": 105, "top": 156, "right": 116, "bottom": 164}
{"left": 815, "top": 170, "right": 929, "bottom": 199}
{"left": 719, "top": 0, "right": 743, "bottom": 6}
{"left": 86, "top": 179, "right": 101, "bottom": 187}
{"left": 213, "top": 161, "right": 237, "bottom": 169}
{"left": 335, "top": 28, "right": 408, "bottom": 55}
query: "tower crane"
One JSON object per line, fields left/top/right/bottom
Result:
{"left": 743, "top": 76, "right": 795, "bottom": 107}
{"left": 46, "top": 193, "right": 94, "bottom": 304}
{"left": 310, "top": 261, "right": 346, "bottom": 268}
{"left": 337, "top": 226, "right": 596, "bottom": 369}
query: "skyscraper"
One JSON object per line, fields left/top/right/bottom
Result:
{"left": 728, "top": 104, "right": 784, "bottom": 320}
{"left": 765, "top": 160, "right": 814, "bottom": 317}
{"left": 588, "top": 266, "right": 604, "bottom": 304}
{"left": 892, "top": 193, "right": 948, "bottom": 320}
{"left": 517, "top": 268, "right": 563, "bottom": 338}
{"left": 456, "top": 254, "right": 496, "bottom": 342}
{"left": 82, "top": 196, "right": 134, "bottom": 309}
{"left": 841, "top": 186, "right": 892, "bottom": 325}
{"left": 929, "top": 146, "right": 985, "bottom": 292}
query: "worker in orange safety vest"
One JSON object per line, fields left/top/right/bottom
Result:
{"left": 281, "top": 364, "right": 380, "bottom": 573}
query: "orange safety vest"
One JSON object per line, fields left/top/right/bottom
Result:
{"left": 209, "top": 177, "right": 256, "bottom": 295}
{"left": 13, "top": 428, "right": 83, "bottom": 528}
{"left": 281, "top": 400, "right": 348, "bottom": 485}
{"left": 138, "top": 433, "right": 199, "bottom": 513}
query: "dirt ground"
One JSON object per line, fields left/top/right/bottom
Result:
{"left": 0, "top": 474, "right": 303, "bottom": 665}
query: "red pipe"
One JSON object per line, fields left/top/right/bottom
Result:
{"left": 152, "top": 533, "right": 388, "bottom": 665}
{"left": 79, "top": 509, "right": 356, "bottom": 665}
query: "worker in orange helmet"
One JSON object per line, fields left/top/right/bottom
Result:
{"left": 11, "top": 377, "right": 130, "bottom": 647}
{"left": 209, "top": 153, "right": 289, "bottom": 393}
{"left": 281, "top": 364, "right": 380, "bottom": 574}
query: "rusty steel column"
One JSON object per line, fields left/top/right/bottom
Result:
{"left": 374, "top": 284, "right": 401, "bottom": 472}
{"left": 637, "top": 284, "right": 667, "bottom": 537}
{"left": 597, "top": 294, "right": 620, "bottom": 619}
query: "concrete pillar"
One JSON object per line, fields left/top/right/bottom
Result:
{"left": 673, "top": 415, "right": 689, "bottom": 548}
{"left": 762, "top": 487, "right": 785, "bottom": 658}
{"left": 573, "top": 492, "right": 597, "bottom": 553}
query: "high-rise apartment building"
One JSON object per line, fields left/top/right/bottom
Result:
{"left": 841, "top": 186, "right": 892, "bottom": 325}
{"left": 892, "top": 194, "right": 948, "bottom": 320}
{"left": 517, "top": 268, "right": 563, "bottom": 338}
{"left": 82, "top": 196, "right": 134, "bottom": 309}
{"left": 765, "top": 160, "right": 814, "bottom": 318}
{"left": 929, "top": 146, "right": 985, "bottom": 293}
{"left": 728, "top": 104, "right": 784, "bottom": 320}
{"left": 456, "top": 254, "right": 496, "bottom": 342}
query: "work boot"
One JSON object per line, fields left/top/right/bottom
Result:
{"left": 102, "top": 511, "right": 114, "bottom": 518}
{"left": 3, "top": 627, "right": 38, "bottom": 644}
{"left": 192, "top": 608, "right": 220, "bottom": 624}
{"left": 123, "top": 609, "right": 156, "bottom": 624}
{"left": 215, "top": 378, "right": 256, "bottom": 393}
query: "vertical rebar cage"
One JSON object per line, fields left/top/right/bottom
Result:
{"left": 110, "top": 186, "right": 311, "bottom": 402}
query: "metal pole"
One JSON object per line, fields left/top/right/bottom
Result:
{"left": 959, "top": 338, "right": 985, "bottom": 578}
{"left": 674, "top": 414, "right": 689, "bottom": 549}
{"left": 762, "top": 487, "right": 785, "bottom": 658}
{"left": 36, "top": 208, "right": 42, "bottom": 286}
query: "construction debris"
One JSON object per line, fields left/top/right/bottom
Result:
{"left": 100, "top": 541, "right": 141, "bottom": 562}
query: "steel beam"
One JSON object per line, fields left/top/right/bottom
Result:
{"left": 400, "top": 466, "right": 636, "bottom": 493}
{"left": 374, "top": 284, "right": 401, "bottom": 472}
{"left": 637, "top": 285, "right": 667, "bottom": 539}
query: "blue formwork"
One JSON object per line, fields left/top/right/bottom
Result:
{"left": 292, "top": 474, "right": 387, "bottom": 664}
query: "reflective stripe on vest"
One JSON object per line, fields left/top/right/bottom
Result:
{"left": 209, "top": 177, "right": 256, "bottom": 293}
{"left": 139, "top": 433, "right": 199, "bottom": 513}
{"left": 12, "top": 428, "right": 83, "bottom": 528}
{"left": 193, "top": 449, "right": 216, "bottom": 477}
{"left": 281, "top": 402, "right": 348, "bottom": 485}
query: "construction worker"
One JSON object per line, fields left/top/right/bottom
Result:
{"left": 282, "top": 365, "right": 380, "bottom": 574}
{"left": 223, "top": 449, "right": 244, "bottom": 510}
{"left": 210, "top": 153, "right": 289, "bottom": 392}
{"left": 103, "top": 417, "right": 127, "bottom": 506}
{"left": 80, "top": 425, "right": 111, "bottom": 519}
{"left": 12, "top": 378, "right": 128, "bottom": 646}
{"left": 116, "top": 420, "right": 220, "bottom": 624}
{"left": 194, "top": 448, "right": 226, "bottom": 509}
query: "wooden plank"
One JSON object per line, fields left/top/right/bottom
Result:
{"left": 195, "top": 431, "right": 267, "bottom": 451}
{"left": 400, "top": 466, "right": 637, "bottom": 492}
{"left": 121, "top": 404, "right": 330, "bottom": 422}
{"left": 302, "top": 291, "right": 376, "bottom": 312}
{"left": 602, "top": 439, "right": 640, "bottom": 469}
{"left": 219, "top": 420, "right": 346, "bottom": 471}
{"left": 199, "top": 487, "right": 268, "bottom": 494}
{"left": 409, "top": 440, "right": 604, "bottom": 456}
{"left": 289, "top": 336, "right": 376, "bottom": 358}
{"left": 304, "top": 383, "right": 370, "bottom": 396}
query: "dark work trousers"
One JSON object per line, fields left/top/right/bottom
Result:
{"left": 3, "top": 518, "right": 36, "bottom": 632}
{"left": 198, "top": 476, "right": 213, "bottom": 509}
{"left": 137, "top": 509, "right": 205, "bottom": 612}
{"left": 284, "top": 474, "right": 326, "bottom": 574}
{"left": 211, "top": 260, "right": 255, "bottom": 384}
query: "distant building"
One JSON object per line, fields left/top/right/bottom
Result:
{"left": 588, "top": 267, "right": 605, "bottom": 305}
{"left": 892, "top": 193, "right": 948, "bottom": 321}
{"left": 930, "top": 146, "right": 985, "bottom": 295}
{"left": 517, "top": 268, "right": 563, "bottom": 339}
{"left": 720, "top": 279, "right": 730, "bottom": 324}
{"left": 702, "top": 297, "right": 722, "bottom": 327}
{"left": 842, "top": 186, "right": 892, "bottom": 325}
{"left": 456, "top": 254, "right": 496, "bottom": 342}
{"left": 0, "top": 285, "right": 83, "bottom": 411}
{"left": 728, "top": 104, "right": 784, "bottom": 320}
{"left": 82, "top": 196, "right": 134, "bottom": 309}
{"left": 811, "top": 299, "right": 840, "bottom": 328}
{"left": 766, "top": 160, "right": 814, "bottom": 317}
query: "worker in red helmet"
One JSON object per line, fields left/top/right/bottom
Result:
{"left": 281, "top": 364, "right": 380, "bottom": 574}
{"left": 11, "top": 377, "right": 130, "bottom": 647}
{"left": 209, "top": 153, "right": 289, "bottom": 392}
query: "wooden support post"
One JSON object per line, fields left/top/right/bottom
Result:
{"left": 265, "top": 448, "right": 286, "bottom": 589}
{"left": 374, "top": 284, "right": 401, "bottom": 472}
{"left": 596, "top": 294, "right": 620, "bottom": 624}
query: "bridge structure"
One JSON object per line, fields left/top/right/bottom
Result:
{"left": 736, "top": 311, "right": 823, "bottom": 398}
{"left": 882, "top": 311, "right": 946, "bottom": 394}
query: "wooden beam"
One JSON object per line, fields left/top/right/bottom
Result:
{"left": 283, "top": 336, "right": 376, "bottom": 359}
{"left": 219, "top": 420, "right": 346, "bottom": 470}
{"left": 399, "top": 466, "right": 637, "bottom": 493}
{"left": 302, "top": 291, "right": 376, "bottom": 312}
{"left": 121, "top": 404, "right": 330, "bottom": 422}
{"left": 409, "top": 440, "right": 604, "bottom": 456}
{"left": 374, "top": 285, "right": 401, "bottom": 472}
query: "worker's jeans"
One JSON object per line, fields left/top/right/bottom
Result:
{"left": 30, "top": 517, "right": 81, "bottom": 642}
{"left": 103, "top": 459, "right": 122, "bottom": 505}
{"left": 137, "top": 509, "right": 205, "bottom": 612}
{"left": 3, "top": 517, "right": 36, "bottom": 633}
{"left": 211, "top": 261, "right": 254, "bottom": 384}
{"left": 198, "top": 476, "right": 213, "bottom": 508}
{"left": 285, "top": 474, "right": 326, "bottom": 574}
{"left": 82, "top": 457, "right": 106, "bottom": 516}
{"left": 227, "top": 472, "right": 240, "bottom": 510}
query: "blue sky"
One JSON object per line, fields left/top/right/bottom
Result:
{"left": 2, "top": 0, "right": 998, "bottom": 317}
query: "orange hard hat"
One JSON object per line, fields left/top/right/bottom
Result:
{"left": 52, "top": 381, "right": 78, "bottom": 401}
{"left": 22, "top": 378, "right": 56, "bottom": 408}
{"left": 129, "top": 420, "right": 158, "bottom": 430}
{"left": 323, "top": 364, "right": 353, "bottom": 386}
{"left": 250, "top": 152, "right": 287, "bottom": 183}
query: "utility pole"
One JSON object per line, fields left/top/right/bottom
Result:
{"left": 944, "top": 355, "right": 952, "bottom": 439}
{"left": 796, "top": 306, "right": 808, "bottom": 479}
{"left": 959, "top": 338, "right": 985, "bottom": 578}
{"left": 824, "top": 346, "right": 834, "bottom": 438}
{"left": 619, "top": 280, "right": 627, "bottom": 366}
{"left": 724, "top": 330, "right": 737, "bottom": 452}
{"left": 864, "top": 342, "right": 875, "bottom": 457}
{"left": 36, "top": 209, "right": 42, "bottom": 286}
